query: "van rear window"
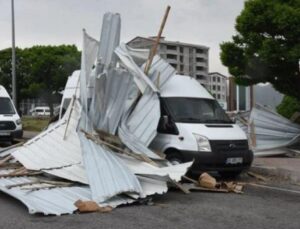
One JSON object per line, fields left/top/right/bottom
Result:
{"left": 0, "top": 97, "right": 16, "bottom": 115}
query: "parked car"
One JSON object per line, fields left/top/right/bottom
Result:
{"left": 150, "top": 75, "right": 253, "bottom": 177}
{"left": 0, "top": 85, "right": 23, "bottom": 142}
{"left": 31, "top": 106, "right": 50, "bottom": 117}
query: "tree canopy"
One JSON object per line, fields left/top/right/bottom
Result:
{"left": 220, "top": 0, "right": 300, "bottom": 100}
{"left": 0, "top": 45, "right": 81, "bottom": 114}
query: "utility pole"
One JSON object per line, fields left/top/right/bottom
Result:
{"left": 11, "top": 0, "right": 17, "bottom": 107}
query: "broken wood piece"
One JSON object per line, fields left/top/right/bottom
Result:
{"left": 0, "top": 170, "right": 42, "bottom": 178}
{"left": 74, "top": 200, "right": 113, "bottom": 213}
{"left": 0, "top": 155, "right": 13, "bottom": 166}
{"left": 182, "top": 183, "right": 229, "bottom": 193}
{"left": 247, "top": 171, "right": 269, "bottom": 182}
{"left": 82, "top": 129, "right": 158, "bottom": 166}
{"left": 169, "top": 180, "right": 190, "bottom": 194}
{"left": 182, "top": 175, "right": 198, "bottom": 185}
{"left": 144, "top": 5, "right": 171, "bottom": 75}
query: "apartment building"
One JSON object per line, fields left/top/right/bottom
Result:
{"left": 127, "top": 36, "right": 209, "bottom": 87}
{"left": 208, "top": 72, "right": 228, "bottom": 109}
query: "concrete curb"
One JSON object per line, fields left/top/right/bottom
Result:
{"left": 250, "top": 166, "right": 300, "bottom": 184}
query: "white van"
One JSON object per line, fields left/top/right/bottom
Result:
{"left": 31, "top": 106, "right": 50, "bottom": 117}
{"left": 150, "top": 75, "right": 253, "bottom": 177}
{"left": 0, "top": 85, "right": 23, "bottom": 141}
{"left": 59, "top": 72, "right": 253, "bottom": 176}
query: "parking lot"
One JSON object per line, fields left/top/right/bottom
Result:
{"left": 0, "top": 181, "right": 299, "bottom": 229}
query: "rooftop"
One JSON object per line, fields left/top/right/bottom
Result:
{"left": 127, "top": 36, "right": 209, "bottom": 50}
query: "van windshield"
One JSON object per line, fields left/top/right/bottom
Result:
{"left": 0, "top": 97, "right": 16, "bottom": 115}
{"left": 163, "top": 97, "right": 233, "bottom": 124}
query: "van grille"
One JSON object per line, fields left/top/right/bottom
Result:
{"left": 0, "top": 121, "right": 16, "bottom": 130}
{"left": 210, "top": 140, "right": 248, "bottom": 152}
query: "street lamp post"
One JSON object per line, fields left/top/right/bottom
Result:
{"left": 11, "top": 0, "right": 17, "bottom": 107}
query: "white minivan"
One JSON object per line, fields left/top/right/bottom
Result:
{"left": 150, "top": 75, "right": 253, "bottom": 177}
{"left": 0, "top": 85, "right": 23, "bottom": 141}
{"left": 31, "top": 106, "right": 51, "bottom": 117}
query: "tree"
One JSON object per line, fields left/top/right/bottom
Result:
{"left": 0, "top": 45, "right": 81, "bottom": 115}
{"left": 277, "top": 95, "right": 300, "bottom": 119}
{"left": 220, "top": 0, "right": 300, "bottom": 100}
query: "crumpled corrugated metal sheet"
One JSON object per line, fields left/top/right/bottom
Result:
{"left": 115, "top": 43, "right": 158, "bottom": 93}
{"left": 0, "top": 173, "right": 91, "bottom": 215}
{"left": 90, "top": 68, "right": 133, "bottom": 134}
{"left": 0, "top": 12, "right": 193, "bottom": 215}
{"left": 96, "top": 12, "right": 121, "bottom": 69}
{"left": 125, "top": 88, "right": 160, "bottom": 146}
{"left": 78, "top": 14, "right": 144, "bottom": 203}
{"left": 144, "top": 55, "right": 176, "bottom": 91}
{"left": 12, "top": 101, "right": 82, "bottom": 171}
{"left": 249, "top": 105, "right": 300, "bottom": 156}
{"left": 78, "top": 129, "right": 143, "bottom": 202}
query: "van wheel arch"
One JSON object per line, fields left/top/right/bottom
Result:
{"left": 164, "top": 148, "right": 183, "bottom": 165}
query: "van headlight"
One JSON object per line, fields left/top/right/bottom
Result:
{"left": 16, "top": 119, "right": 22, "bottom": 125}
{"left": 193, "top": 134, "right": 211, "bottom": 152}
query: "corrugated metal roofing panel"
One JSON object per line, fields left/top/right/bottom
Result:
{"left": 0, "top": 176, "right": 92, "bottom": 215}
{"left": 125, "top": 88, "right": 160, "bottom": 146}
{"left": 90, "top": 68, "right": 133, "bottom": 134}
{"left": 78, "top": 123, "right": 143, "bottom": 202}
{"left": 12, "top": 101, "right": 82, "bottom": 170}
{"left": 115, "top": 43, "right": 158, "bottom": 93}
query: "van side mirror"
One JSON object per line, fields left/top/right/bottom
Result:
{"left": 157, "top": 115, "right": 179, "bottom": 135}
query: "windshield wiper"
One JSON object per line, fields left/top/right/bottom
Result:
{"left": 202, "top": 119, "right": 233, "bottom": 124}
{"left": 178, "top": 117, "right": 202, "bottom": 122}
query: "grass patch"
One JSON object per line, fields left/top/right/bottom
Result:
{"left": 22, "top": 116, "right": 50, "bottom": 132}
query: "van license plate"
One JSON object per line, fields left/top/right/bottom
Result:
{"left": 0, "top": 132, "right": 10, "bottom": 136}
{"left": 226, "top": 157, "right": 243, "bottom": 164}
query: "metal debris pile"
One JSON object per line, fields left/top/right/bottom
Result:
{"left": 235, "top": 104, "right": 300, "bottom": 156}
{"left": 0, "top": 12, "right": 193, "bottom": 215}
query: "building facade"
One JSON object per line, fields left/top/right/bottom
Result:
{"left": 208, "top": 72, "right": 227, "bottom": 109}
{"left": 127, "top": 36, "right": 209, "bottom": 87}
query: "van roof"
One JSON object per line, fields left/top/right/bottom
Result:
{"left": 160, "top": 75, "right": 214, "bottom": 99}
{"left": 0, "top": 85, "right": 11, "bottom": 98}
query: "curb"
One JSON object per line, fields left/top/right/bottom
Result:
{"left": 250, "top": 166, "right": 300, "bottom": 184}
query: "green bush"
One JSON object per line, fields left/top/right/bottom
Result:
{"left": 277, "top": 96, "right": 300, "bottom": 119}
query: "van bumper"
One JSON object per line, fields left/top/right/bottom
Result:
{"left": 0, "top": 129, "right": 23, "bottom": 142}
{"left": 181, "top": 149, "right": 254, "bottom": 174}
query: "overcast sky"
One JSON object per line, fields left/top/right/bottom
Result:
{"left": 0, "top": 0, "right": 245, "bottom": 75}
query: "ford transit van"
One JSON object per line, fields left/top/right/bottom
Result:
{"left": 150, "top": 75, "right": 253, "bottom": 177}
{"left": 0, "top": 85, "right": 23, "bottom": 142}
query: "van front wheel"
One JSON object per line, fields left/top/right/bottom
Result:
{"left": 166, "top": 151, "right": 183, "bottom": 165}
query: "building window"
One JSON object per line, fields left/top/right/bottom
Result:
{"left": 170, "top": 63, "right": 177, "bottom": 69}
{"left": 180, "top": 65, "right": 184, "bottom": 72}
{"left": 217, "top": 77, "right": 220, "bottom": 82}
{"left": 196, "top": 75, "right": 204, "bottom": 80}
{"left": 196, "top": 49, "right": 204, "bottom": 54}
{"left": 217, "top": 94, "right": 221, "bottom": 99}
{"left": 217, "top": 85, "right": 221, "bottom": 91}
{"left": 179, "top": 55, "right": 183, "bottom": 62}
{"left": 212, "top": 85, "right": 216, "bottom": 90}
{"left": 180, "top": 47, "right": 183, "bottom": 53}
{"left": 212, "top": 76, "right": 216, "bottom": 82}
{"left": 167, "top": 45, "right": 177, "bottom": 50}
{"left": 196, "top": 66, "right": 204, "bottom": 71}
{"left": 166, "top": 54, "right": 177, "bottom": 60}
{"left": 196, "top": 57, "right": 204, "bottom": 62}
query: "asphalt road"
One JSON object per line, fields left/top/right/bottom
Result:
{"left": 0, "top": 184, "right": 299, "bottom": 229}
